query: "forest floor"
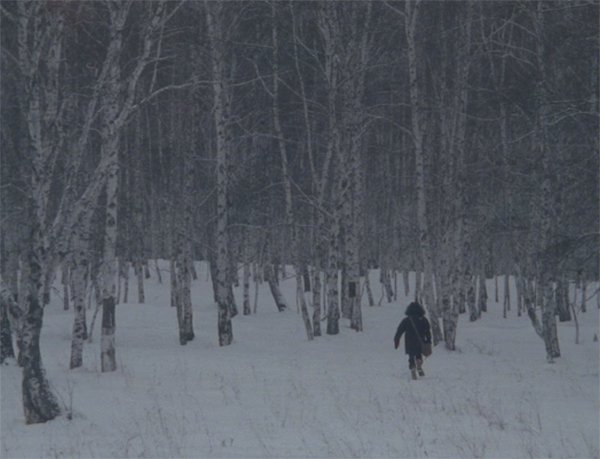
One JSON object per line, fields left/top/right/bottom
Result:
{"left": 1, "top": 262, "right": 599, "bottom": 458}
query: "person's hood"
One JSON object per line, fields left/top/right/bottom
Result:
{"left": 405, "top": 301, "right": 425, "bottom": 317}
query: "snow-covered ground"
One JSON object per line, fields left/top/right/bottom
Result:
{"left": 2, "top": 262, "right": 599, "bottom": 458}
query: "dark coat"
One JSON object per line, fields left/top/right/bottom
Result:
{"left": 394, "top": 302, "right": 431, "bottom": 355}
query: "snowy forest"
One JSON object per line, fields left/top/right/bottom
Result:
{"left": 1, "top": 0, "right": 598, "bottom": 432}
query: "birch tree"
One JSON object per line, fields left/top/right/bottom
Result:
{"left": 317, "top": 1, "right": 343, "bottom": 335}
{"left": 442, "top": 1, "right": 474, "bottom": 350}
{"left": 289, "top": 3, "right": 325, "bottom": 336}
{"left": 95, "top": 1, "right": 169, "bottom": 370}
{"left": 336, "top": 0, "right": 372, "bottom": 332}
{"left": 4, "top": 1, "right": 65, "bottom": 423}
{"left": 271, "top": 3, "right": 313, "bottom": 340}
{"left": 169, "top": 99, "right": 196, "bottom": 345}
{"left": 402, "top": 0, "right": 443, "bottom": 343}
{"left": 523, "top": 1, "right": 561, "bottom": 361}
{"left": 0, "top": 135, "right": 21, "bottom": 364}
{"left": 68, "top": 216, "right": 91, "bottom": 369}
{"left": 206, "top": 0, "right": 234, "bottom": 346}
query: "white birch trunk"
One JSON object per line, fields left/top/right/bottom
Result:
{"left": 478, "top": 275, "right": 488, "bottom": 315}
{"left": 404, "top": 0, "right": 443, "bottom": 344}
{"left": 402, "top": 271, "right": 410, "bottom": 297}
{"left": 253, "top": 263, "right": 260, "bottom": 314}
{"left": 170, "top": 258, "right": 178, "bottom": 309}
{"left": 2, "top": 246, "right": 23, "bottom": 365}
{"left": 415, "top": 271, "right": 422, "bottom": 302}
{"left": 312, "top": 269, "right": 322, "bottom": 336}
{"left": 339, "top": 1, "right": 370, "bottom": 332}
{"left": 503, "top": 273, "right": 511, "bottom": 319}
{"left": 67, "top": 206, "right": 95, "bottom": 369}
{"left": 62, "top": 266, "right": 70, "bottom": 311}
{"left": 316, "top": 2, "right": 343, "bottom": 336}
{"left": 123, "top": 261, "right": 130, "bottom": 304}
{"left": 14, "top": 2, "right": 65, "bottom": 423}
{"left": 155, "top": 259, "right": 162, "bottom": 284}
{"left": 97, "top": 3, "right": 125, "bottom": 372}
{"left": 69, "top": 253, "right": 88, "bottom": 369}
{"left": 182, "top": 255, "right": 194, "bottom": 343}
{"left": 206, "top": 0, "right": 233, "bottom": 346}
{"left": 379, "top": 266, "right": 394, "bottom": 304}
{"left": 136, "top": 259, "right": 145, "bottom": 304}
{"left": 365, "top": 270, "right": 375, "bottom": 307}
{"left": 264, "top": 264, "right": 288, "bottom": 312}
{"left": 533, "top": 1, "right": 560, "bottom": 361}
{"left": 97, "top": 1, "right": 165, "bottom": 367}
{"left": 174, "top": 251, "right": 194, "bottom": 345}
{"left": 20, "top": 225, "right": 63, "bottom": 423}
{"left": 243, "top": 241, "right": 251, "bottom": 316}
{"left": 101, "top": 140, "right": 118, "bottom": 373}
{"left": 0, "top": 267, "right": 17, "bottom": 364}
{"left": 97, "top": 3, "right": 127, "bottom": 373}
{"left": 556, "top": 277, "right": 571, "bottom": 322}
{"left": 326, "top": 214, "right": 341, "bottom": 335}
{"left": 436, "top": 1, "right": 473, "bottom": 350}
{"left": 272, "top": 6, "right": 313, "bottom": 340}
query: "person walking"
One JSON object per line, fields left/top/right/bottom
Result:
{"left": 394, "top": 301, "right": 432, "bottom": 380}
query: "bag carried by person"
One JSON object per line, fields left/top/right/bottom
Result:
{"left": 409, "top": 318, "right": 432, "bottom": 357}
{"left": 421, "top": 341, "right": 432, "bottom": 357}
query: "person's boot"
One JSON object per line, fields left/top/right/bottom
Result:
{"left": 411, "top": 369, "right": 418, "bottom": 380}
{"left": 417, "top": 359, "right": 425, "bottom": 377}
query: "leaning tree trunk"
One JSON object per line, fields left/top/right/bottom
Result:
{"left": 364, "top": 269, "right": 375, "bottom": 307}
{"left": 20, "top": 236, "right": 62, "bottom": 424}
{"left": 21, "top": 295, "right": 62, "bottom": 424}
{"left": 271, "top": 6, "right": 312, "bottom": 339}
{"left": 264, "top": 263, "right": 288, "bottom": 312}
{"left": 14, "top": 2, "right": 64, "bottom": 423}
{"left": 517, "top": 262, "right": 553, "bottom": 359}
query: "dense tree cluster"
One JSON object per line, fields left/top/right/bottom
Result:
{"left": 1, "top": 1, "right": 598, "bottom": 423}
